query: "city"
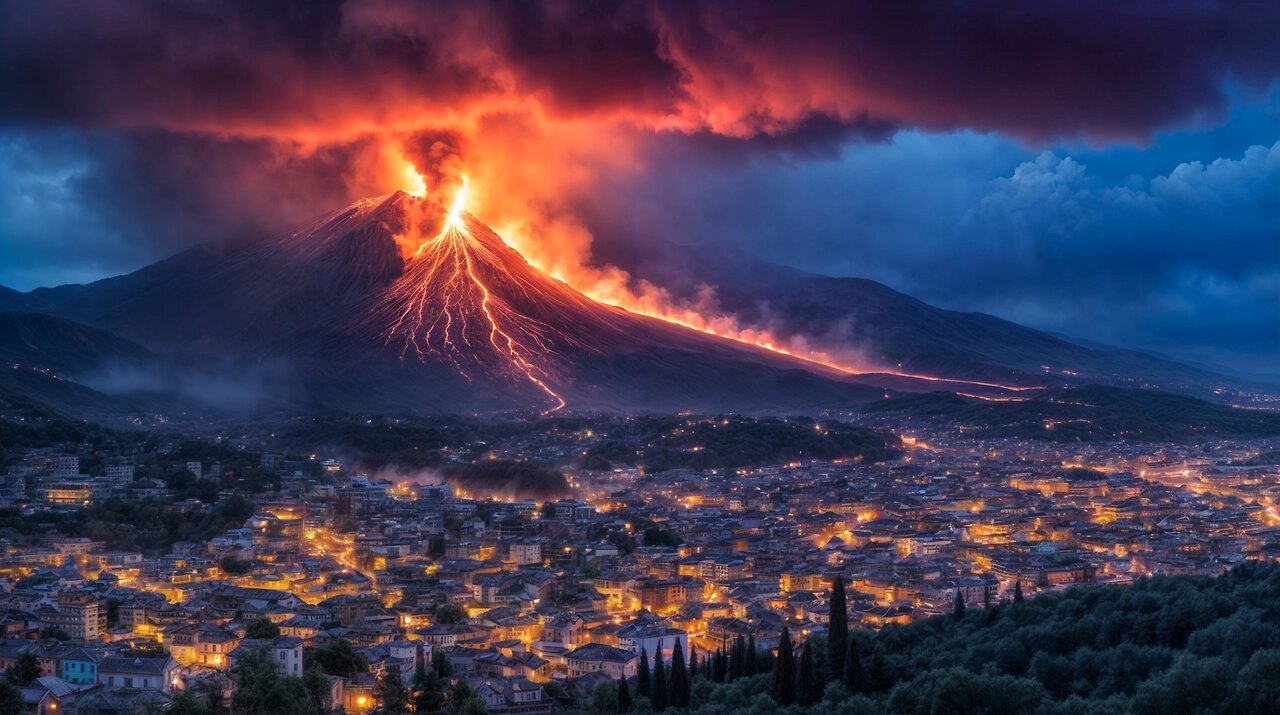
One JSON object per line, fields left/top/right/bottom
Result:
{"left": 2, "top": 413, "right": 1279, "bottom": 712}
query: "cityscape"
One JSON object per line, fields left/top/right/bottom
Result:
{"left": 2, "top": 1, "right": 1280, "bottom": 714}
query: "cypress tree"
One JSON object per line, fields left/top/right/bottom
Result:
{"left": 828, "top": 574, "right": 848, "bottom": 681}
{"left": 617, "top": 672, "right": 632, "bottom": 712}
{"left": 713, "top": 648, "right": 727, "bottom": 682}
{"left": 1014, "top": 580, "right": 1024, "bottom": 603}
{"left": 688, "top": 646, "right": 698, "bottom": 681}
{"left": 728, "top": 636, "right": 743, "bottom": 680}
{"left": 797, "top": 640, "right": 818, "bottom": 706}
{"left": 670, "top": 639, "right": 689, "bottom": 708}
{"left": 636, "top": 647, "right": 651, "bottom": 699}
{"left": 746, "top": 634, "right": 758, "bottom": 675}
{"left": 843, "top": 636, "right": 862, "bottom": 694}
{"left": 953, "top": 589, "right": 966, "bottom": 619}
{"left": 652, "top": 642, "right": 667, "bottom": 711}
{"left": 770, "top": 627, "right": 796, "bottom": 706}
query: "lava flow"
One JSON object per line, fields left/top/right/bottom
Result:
{"left": 378, "top": 179, "right": 567, "bottom": 413}
{"left": 375, "top": 172, "right": 1036, "bottom": 414}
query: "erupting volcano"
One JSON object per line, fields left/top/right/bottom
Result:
{"left": 377, "top": 179, "right": 568, "bottom": 412}
{"left": 337, "top": 180, "right": 1034, "bottom": 413}
{"left": 0, "top": 184, "right": 1061, "bottom": 416}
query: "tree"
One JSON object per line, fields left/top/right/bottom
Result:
{"left": 636, "top": 647, "right": 651, "bottom": 698}
{"left": 232, "top": 649, "right": 320, "bottom": 715}
{"left": 245, "top": 616, "right": 281, "bottom": 639}
{"left": 828, "top": 575, "right": 848, "bottom": 682}
{"left": 432, "top": 648, "right": 454, "bottom": 678}
{"left": 1013, "top": 580, "right": 1024, "bottom": 603}
{"left": 617, "top": 671, "right": 632, "bottom": 712}
{"left": 434, "top": 603, "right": 467, "bottom": 625}
{"left": 843, "top": 636, "right": 862, "bottom": 694}
{"left": 303, "top": 668, "right": 331, "bottom": 713}
{"left": 797, "top": 640, "right": 819, "bottom": 706}
{"left": 771, "top": 627, "right": 796, "bottom": 706}
{"left": 374, "top": 668, "right": 410, "bottom": 715}
{"left": 953, "top": 590, "right": 966, "bottom": 619}
{"left": 670, "top": 639, "right": 690, "bottom": 708}
{"left": 6, "top": 652, "right": 40, "bottom": 686}
{"left": 0, "top": 681, "right": 21, "bottom": 715}
{"left": 306, "top": 640, "right": 367, "bottom": 677}
{"left": 412, "top": 661, "right": 446, "bottom": 713}
{"left": 168, "top": 690, "right": 215, "bottom": 715}
{"left": 651, "top": 642, "right": 667, "bottom": 711}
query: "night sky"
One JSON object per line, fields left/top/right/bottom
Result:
{"left": 1, "top": 1, "right": 1277, "bottom": 371}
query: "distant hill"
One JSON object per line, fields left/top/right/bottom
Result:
{"left": 595, "top": 236, "right": 1266, "bottom": 400}
{"left": 865, "top": 384, "right": 1280, "bottom": 441}
{"left": 0, "top": 312, "right": 154, "bottom": 376}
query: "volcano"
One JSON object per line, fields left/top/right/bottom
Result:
{"left": 4, "top": 191, "right": 897, "bottom": 414}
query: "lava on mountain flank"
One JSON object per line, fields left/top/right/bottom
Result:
{"left": 366, "top": 171, "right": 1037, "bottom": 414}
{"left": 378, "top": 179, "right": 568, "bottom": 413}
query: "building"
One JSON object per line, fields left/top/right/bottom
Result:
{"left": 565, "top": 644, "right": 637, "bottom": 679}
{"left": 52, "top": 591, "right": 102, "bottom": 642}
{"left": 98, "top": 655, "right": 180, "bottom": 692}
{"left": 229, "top": 636, "right": 305, "bottom": 677}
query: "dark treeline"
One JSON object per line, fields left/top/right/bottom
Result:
{"left": 586, "top": 563, "right": 1280, "bottom": 715}
{"left": 866, "top": 384, "right": 1280, "bottom": 442}
{"left": 581, "top": 415, "right": 900, "bottom": 471}
{"left": 442, "top": 460, "right": 572, "bottom": 500}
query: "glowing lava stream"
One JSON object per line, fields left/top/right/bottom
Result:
{"left": 385, "top": 177, "right": 1036, "bottom": 412}
{"left": 589, "top": 301, "right": 1042, "bottom": 393}
{"left": 385, "top": 179, "right": 567, "bottom": 413}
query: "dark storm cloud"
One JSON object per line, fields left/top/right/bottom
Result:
{"left": 2, "top": 0, "right": 1277, "bottom": 140}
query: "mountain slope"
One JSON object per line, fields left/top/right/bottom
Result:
{"left": 592, "top": 236, "right": 1259, "bottom": 398}
{"left": 0, "top": 194, "right": 890, "bottom": 414}
{"left": 0, "top": 312, "right": 154, "bottom": 376}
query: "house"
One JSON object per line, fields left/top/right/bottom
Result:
{"left": 57, "top": 646, "right": 99, "bottom": 685}
{"left": 565, "top": 643, "right": 637, "bottom": 679}
{"left": 97, "top": 655, "right": 180, "bottom": 692}
{"left": 228, "top": 636, "right": 305, "bottom": 677}
{"left": 475, "top": 678, "right": 553, "bottom": 715}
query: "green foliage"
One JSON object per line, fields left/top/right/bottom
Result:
{"left": 0, "top": 681, "right": 24, "bottom": 713}
{"left": 373, "top": 668, "right": 410, "bottom": 715}
{"left": 867, "top": 384, "right": 1280, "bottom": 442}
{"left": 305, "top": 640, "right": 368, "bottom": 678}
{"left": 431, "top": 648, "right": 454, "bottom": 678}
{"left": 701, "top": 563, "right": 1280, "bottom": 714}
{"left": 244, "top": 616, "right": 280, "bottom": 639}
{"left": 412, "top": 661, "right": 447, "bottom": 713}
{"left": 220, "top": 555, "right": 255, "bottom": 576}
{"left": 434, "top": 603, "right": 468, "bottom": 625}
{"left": 39, "top": 626, "right": 70, "bottom": 641}
{"left": 642, "top": 527, "right": 681, "bottom": 549}
{"left": 5, "top": 652, "right": 40, "bottom": 686}
{"left": 232, "top": 648, "right": 323, "bottom": 715}
{"left": 581, "top": 415, "right": 900, "bottom": 471}
{"left": 441, "top": 460, "right": 571, "bottom": 500}
{"left": 0, "top": 493, "right": 255, "bottom": 554}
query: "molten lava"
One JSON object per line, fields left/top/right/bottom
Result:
{"left": 374, "top": 173, "right": 1037, "bottom": 413}
{"left": 379, "top": 182, "right": 567, "bottom": 413}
